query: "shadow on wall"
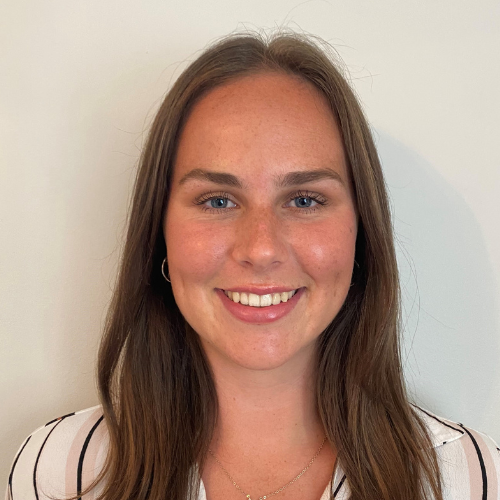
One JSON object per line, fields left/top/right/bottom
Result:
{"left": 376, "top": 132, "right": 499, "bottom": 435}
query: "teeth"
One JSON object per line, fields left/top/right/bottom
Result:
{"left": 224, "top": 289, "right": 298, "bottom": 307}
{"left": 260, "top": 294, "right": 272, "bottom": 307}
{"left": 248, "top": 293, "right": 260, "bottom": 307}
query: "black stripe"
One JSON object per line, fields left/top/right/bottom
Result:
{"left": 459, "top": 424, "right": 488, "bottom": 500}
{"left": 8, "top": 435, "right": 32, "bottom": 500}
{"left": 45, "top": 412, "right": 75, "bottom": 427}
{"left": 333, "top": 475, "right": 346, "bottom": 497}
{"left": 77, "top": 416, "right": 104, "bottom": 499}
{"left": 413, "top": 405, "right": 464, "bottom": 434}
{"left": 33, "top": 417, "right": 69, "bottom": 500}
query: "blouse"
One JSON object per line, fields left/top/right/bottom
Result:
{"left": 6, "top": 405, "right": 500, "bottom": 500}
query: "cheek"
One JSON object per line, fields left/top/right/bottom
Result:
{"left": 165, "top": 217, "right": 229, "bottom": 282}
{"left": 293, "top": 219, "right": 357, "bottom": 287}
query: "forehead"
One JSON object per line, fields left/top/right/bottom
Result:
{"left": 192, "top": 71, "right": 329, "bottom": 115}
{"left": 172, "top": 71, "right": 347, "bottom": 186}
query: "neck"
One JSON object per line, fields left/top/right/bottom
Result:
{"left": 206, "top": 345, "right": 324, "bottom": 455}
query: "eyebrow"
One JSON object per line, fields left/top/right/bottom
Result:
{"left": 178, "top": 167, "right": 345, "bottom": 189}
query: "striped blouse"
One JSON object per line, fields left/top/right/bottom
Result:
{"left": 6, "top": 405, "right": 500, "bottom": 500}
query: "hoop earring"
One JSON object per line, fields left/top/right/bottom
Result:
{"left": 161, "top": 257, "right": 171, "bottom": 283}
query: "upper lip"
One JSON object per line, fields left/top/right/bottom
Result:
{"left": 218, "top": 286, "right": 303, "bottom": 295}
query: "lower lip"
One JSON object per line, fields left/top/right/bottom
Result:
{"left": 216, "top": 288, "right": 305, "bottom": 324}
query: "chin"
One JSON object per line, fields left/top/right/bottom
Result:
{"left": 201, "top": 336, "right": 317, "bottom": 374}
{"left": 233, "top": 355, "right": 294, "bottom": 371}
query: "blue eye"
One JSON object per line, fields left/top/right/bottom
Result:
{"left": 287, "top": 190, "right": 327, "bottom": 213}
{"left": 195, "top": 192, "right": 237, "bottom": 212}
{"left": 210, "top": 197, "right": 229, "bottom": 209}
{"left": 294, "top": 196, "right": 316, "bottom": 208}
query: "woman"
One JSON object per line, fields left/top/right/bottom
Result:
{"left": 7, "top": 31, "right": 500, "bottom": 500}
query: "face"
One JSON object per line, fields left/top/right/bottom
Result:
{"left": 164, "top": 72, "right": 357, "bottom": 372}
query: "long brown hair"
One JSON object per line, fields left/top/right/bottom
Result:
{"left": 96, "top": 31, "right": 443, "bottom": 500}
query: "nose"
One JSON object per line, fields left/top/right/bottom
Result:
{"left": 231, "top": 207, "right": 289, "bottom": 271}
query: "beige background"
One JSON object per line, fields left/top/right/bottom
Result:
{"left": 1, "top": 0, "right": 499, "bottom": 493}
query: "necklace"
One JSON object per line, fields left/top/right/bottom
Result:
{"left": 208, "top": 436, "right": 327, "bottom": 500}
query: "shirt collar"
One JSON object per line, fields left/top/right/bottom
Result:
{"left": 412, "top": 406, "right": 465, "bottom": 448}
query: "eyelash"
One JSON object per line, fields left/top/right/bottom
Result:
{"left": 194, "top": 190, "right": 328, "bottom": 214}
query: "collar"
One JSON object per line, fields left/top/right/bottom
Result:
{"left": 412, "top": 406, "right": 465, "bottom": 448}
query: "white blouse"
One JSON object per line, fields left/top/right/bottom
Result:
{"left": 6, "top": 405, "right": 500, "bottom": 500}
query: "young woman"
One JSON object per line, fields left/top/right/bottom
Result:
{"left": 7, "top": 31, "right": 500, "bottom": 500}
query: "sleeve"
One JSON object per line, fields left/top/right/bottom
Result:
{"left": 6, "top": 407, "right": 106, "bottom": 500}
{"left": 453, "top": 424, "right": 500, "bottom": 500}
{"left": 5, "top": 417, "right": 67, "bottom": 500}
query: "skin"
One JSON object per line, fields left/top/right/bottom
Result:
{"left": 164, "top": 72, "right": 358, "bottom": 500}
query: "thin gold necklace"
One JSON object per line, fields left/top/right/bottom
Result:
{"left": 208, "top": 436, "right": 327, "bottom": 500}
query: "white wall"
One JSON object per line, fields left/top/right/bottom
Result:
{"left": 1, "top": 0, "right": 499, "bottom": 492}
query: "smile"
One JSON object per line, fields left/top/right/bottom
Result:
{"left": 216, "top": 287, "right": 305, "bottom": 324}
{"left": 223, "top": 289, "right": 298, "bottom": 307}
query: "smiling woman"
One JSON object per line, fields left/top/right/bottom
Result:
{"left": 6, "top": 31, "right": 500, "bottom": 500}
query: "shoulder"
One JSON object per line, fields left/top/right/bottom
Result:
{"left": 6, "top": 406, "right": 107, "bottom": 500}
{"left": 414, "top": 406, "right": 500, "bottom": 499}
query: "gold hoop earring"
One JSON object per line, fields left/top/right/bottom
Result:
{"left": 161, "top": 257, "right": 171, "bottom": 283}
